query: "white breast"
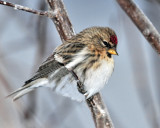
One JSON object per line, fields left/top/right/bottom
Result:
{"left": 53, "top": 48, "right": 114, "bottom": 101}
{"left": 84, "top": 59, "right": 114, "bottom": 98}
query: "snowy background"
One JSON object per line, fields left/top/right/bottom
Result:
{"left": 0, "top": 0, "right": 160, "bottom": 128}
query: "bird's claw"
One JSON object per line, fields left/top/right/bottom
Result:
{"left": 77, "top": 81, "right": 86, "bottom": 94}
{"left": 86, "top": 96, "right": 95, "bottom": 106}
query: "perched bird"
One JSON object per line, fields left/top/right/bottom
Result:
{"left": 7, "top": 27, "right": 118, "bottom": 101}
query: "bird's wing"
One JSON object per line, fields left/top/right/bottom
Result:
{"left": 8, "top": 42, "right": 86, "bottom": 101}
{"left": 28, "top": 42, "right": 86, "bottom": 82}
{"left": 46, "top": 42, "right": 86, "bottom": 101}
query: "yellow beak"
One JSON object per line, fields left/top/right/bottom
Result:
{"left": 107, "top": 49, "right": 118, "bottom": 55}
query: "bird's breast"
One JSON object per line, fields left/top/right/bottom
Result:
{"left": 63, "top": 47, "right": 114, "bottom": 98}
{"left": 75, "top": 57, "right": 114, "bottom": 98}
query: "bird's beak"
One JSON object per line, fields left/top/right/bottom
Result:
{"left": 107, "top": 48, "right": 118, "bottom": 55}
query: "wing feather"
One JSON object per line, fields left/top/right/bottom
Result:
{"left": 7, "top": 42, "right": 86, "bottom": 101}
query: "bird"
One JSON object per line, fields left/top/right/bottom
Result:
{"left": 7, "top": 27, "right": 118, "bottom": 101}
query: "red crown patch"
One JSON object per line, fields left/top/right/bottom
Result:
{"left": 110, "top": 35, "right": 118, "bottom": 45}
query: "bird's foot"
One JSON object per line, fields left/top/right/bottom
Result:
{"left": 86, "top": 96, "right": 95, "bottom": 106}
{"left": 77, "top": 80, "right": 86, "bottom": 94}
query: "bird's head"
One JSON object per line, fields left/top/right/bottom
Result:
{"left": 76, "top": 27, "right": 118, "bottom": 56}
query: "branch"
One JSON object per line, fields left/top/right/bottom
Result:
{"left": 116, "top": 0, "right": 160, "bottom": 55}
{"left": 47, "top": 0, "right": 75, "bottom": 42}
{"left": 46, "top": 0, "right": 114, "bottom": 127}
{"left": 0, "top": 0, "right": 53, "bottom": 18}
{"left": 87, "top": 94, "right": 114, "bottom": 128}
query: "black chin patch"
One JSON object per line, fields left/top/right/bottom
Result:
{"left": 107, "top": 53, "right": 111, "bottom": 58}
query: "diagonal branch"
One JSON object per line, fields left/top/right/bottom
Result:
{"left": 0, "top": 0, "right": 53, "bottom": 18}
{"left": 47, "top": 0, "right": 75, "bottom": 42}
{"left": 46, "top": 0, "right": 114, "bottom": 128}
{"left": 116, "top": 0, "right": 160, "bottom": 55}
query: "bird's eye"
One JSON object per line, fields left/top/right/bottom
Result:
{"left": 103, "top": 41, "right": 111, "bottom": 48}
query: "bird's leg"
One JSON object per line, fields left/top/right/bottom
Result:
{"left": 69, "top": 69, "right": 87, "bottom": 94}
{"left": 63, "top": 65, "right": 87, "bottom": 94}
{"left": 62, "top": 64, "right": 95, "bottom": 105}
{"left": 76, "top": 80, "right": 86, "bottom": 94}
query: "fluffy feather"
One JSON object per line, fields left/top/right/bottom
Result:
{"left": 7, "top": 78, "right": 49, "bottom": 101}
{"left": 7, "top": 27, "right": 118, "bottom": 102}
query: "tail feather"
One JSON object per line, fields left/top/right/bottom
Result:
{"left": 6, "top": 86, "right": 30, "bottom": 99}
{"left": 6, "top": 78, "right": 49, "bottom": 101}
{"left": 13, "top": 88, "right": 35, "bottom": 101}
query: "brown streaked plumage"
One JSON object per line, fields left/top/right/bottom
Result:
{"left": 7, "top": 27, "right": 118, "bottom": 101}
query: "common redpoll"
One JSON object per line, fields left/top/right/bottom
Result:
{"left": 8, "top": 27, "right": 118, "bottom": 101}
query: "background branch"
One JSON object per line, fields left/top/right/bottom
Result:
{"left": 46, "top": 0, "right": 114, "bottom": 127}
{"left": 0, "top": 0, "right": 52, "bottom": 18}
{"left": 117, "top": 0, "right": 160, "bottom": 55}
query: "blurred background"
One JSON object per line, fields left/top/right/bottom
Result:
{"left": 0, "top": 0, "right": 160, "bottom": 128}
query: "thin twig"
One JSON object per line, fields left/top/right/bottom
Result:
{"left": 0, "top": 0, "right": 53, "bottom": 18}
{"left": 116, "top": 0, "right": 160, "bottom": 54}
{"left": 46, "top": 0, "right": 114, "bottom": 127}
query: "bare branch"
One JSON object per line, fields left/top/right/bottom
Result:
{"left": 117, "top": 0, "right": 160, "bottom": 54}
{"left": 46, "top": 0, "right": 114, "bottom": 127}
{"left": 47, "top": 0, "right": 75, "bottom": 42}
{"left": 0, "top": 0, "right": 53, "bottom": 18}
{"left": 87, "top": 94, "right": 114, "bottom": 128}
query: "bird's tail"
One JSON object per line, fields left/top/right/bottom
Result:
{"left": 6, "top": 78, "right": 49, "bottom": 101}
